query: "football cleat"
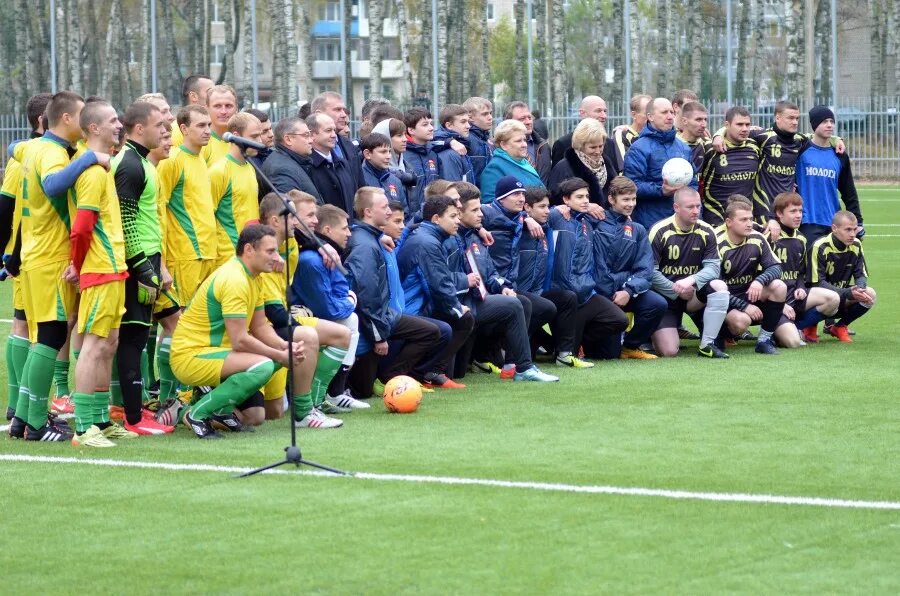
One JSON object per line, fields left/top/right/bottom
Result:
{"left": 697, "top": 344, "right": 730, "bottom": 359}
{"left": 50, "top": 396, "right": 74, "bottom": 414}
{"left": 323, "top": 390, "right": 371, "bottom": 413}
{"left": 6, "top": 406, "right": 14, "bottom": 421}
{"left": 154, "top": 397, "right": 184, "bottom": 427}
{"left": 620, "top": 347, "right": 658, "bottom": 360}
{"left": 513, "top": 366, "right": 559, "bottom": 382}
{"left": 184, "top": 411, "right": 222, "bottom": 439}
{"left": 294, "top": 408, "right": 343, "bottom": 429}
{"left": 109, "top": 405, "right": 125, "bottom": 422}
{"left": 124, "top": 409, "right": 174, "bottom": 435}
{"left": 801, "top": 325, "right": 820, "bottom": 344}
{"left": 210, "top": 412, "right": 251, "bottom": 433}
{"left": 471, "top": 360, "right": 502, "bottom": 375}
{"left": 824, "top": 323, "right": 852, "bottom": 343}
{"left": 101, "top": 423, "right": 139, "bottom": 440}
{"left": 677, "top": 326, "right": 701, "bottom": 341}
{"left": 8, "top": 416, "right": 26, "bottom": 439}
{"left": 556, "top": 354, "right": 595, "bottom": 368}
{"left": 71, "top": 425, "right": 116, "bottom": 448}
{"left": 25, "top": 421, "right": 73, "bottom": 442}
{"left": 755, "top": 339, "right": 779, "bottom": 355}
{"left": 739, "top": 331, "right": 757, "bottom": 341}
{"left": 423, "top": 373, "right": 466, "bottom": 389}
{"left": 373, "top": 378, "right": 385, "bottom": 398}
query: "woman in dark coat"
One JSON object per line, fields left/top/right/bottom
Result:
{"left": 547, "top": 118, "right": 617, "bottom": 207}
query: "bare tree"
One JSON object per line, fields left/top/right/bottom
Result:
{"left": 343, "top": 0, "right": 353, "bottom": 113}
{"left": 869, "top": 0, "right": 888, "bottom": 96}
{"left": 785, "top": 0, "right": 803, "bottom": 98}
{"left": 750, "top": 0, "right": 767, "bottom": 101}
{"left": 550, "top": 0, "right": 565, "bottom": 105}
{"left": 513, "top": 0, "right": 525, "bottom": 100}
{"left": 296, "top": 0, "right": 313, "bottom": 102}
{"left": 394, "top": 0, "right": 414, "bottom": 101}
{"left": 270, "top": 0, "right": 286, "bottom": 107}
{"left": 436, "top": 0, "right": 448, "bottom": 106}
{"left": 656, "top": 0, "right": 668, "bottom": 94}
{"left": 216, "top": 0, "right": 235, "bottom": 84}
{"left": 369, "top": 0, "right": 385, "bottom": 99}
{"left": 161, "top": 0, "right": 181, "bottom": 103}
{"left": 241, "top": 0, "right": 255, "bottom": 104}
{"left": 734, "top": 0, "right": 751, "bottom": 100}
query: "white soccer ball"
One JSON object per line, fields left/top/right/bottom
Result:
{"left": 662, "top": 157, "right": 694, "bottom": 188}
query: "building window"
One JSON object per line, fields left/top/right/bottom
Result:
{"left": 211, "top": 44, "right": 226, "bottom": 65}
{"left": 315, "top": 39, "right": 340, "bottom": 61}
{"left": 355, "top": 38, "right": 369, "bottom": 61}
{"left": 212, "top": 1, "right": 223, "bottom": 23}
{"left": 363, "top": 84, "right": 395, "bottom": 101}
{"left": 487, "top": 2, "right": 494, "bottom": 20}
{"left": 318, "top": 1, "right": 340, "bottom": 21}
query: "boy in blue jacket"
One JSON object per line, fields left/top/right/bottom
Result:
{"left": 549, "top": 178, "right": 629, "bottom": 359}
{"left": 292, "top": 205, "right": 365, "bottom": 410}
{"left": 361, "top": 133, "right": 409, "bottom": 215}
{"left": 402, "top": 108, "right": 440, "bottom": 219}
{"left": 592, "top": 176, "right": 667, "bottom": 359}
{"left": 345, "top": 187, "right": 447, "bottom": 397}
{"left": 396, "top": 195, "right": 474, "bottom": 389}
{"left": 433, "top": 104, "right": 475, "bottom": 182}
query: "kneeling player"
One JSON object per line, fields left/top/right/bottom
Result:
{"left": 807, "top": 211, "right": 876, "bottom": 343}
{"left": 768, "top": 192, "right": 840, "bottom": 346}
{"left": 172, "top": 225, "right": 314, "bottom": 438}
{"left": 717, "top": 201, "right": 788, "bottom": 354}
{"left": 649, "top": 187, "right": 730, "bottom": 358}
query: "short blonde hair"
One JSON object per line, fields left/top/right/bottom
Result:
{"left": 571, "top": 118, "right": 607, "bottom": 151}
{"left": 206, "top": 84, "right": 237, "bottom": 104}
{"left": 493, "top": 119, "right": 527, "bottom": 146}
{"left": 227, "top": 112, "right": 260, "bottom": 136}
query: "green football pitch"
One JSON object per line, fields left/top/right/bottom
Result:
{"left": 1, "top": 187, "right": 898, "bottom": 593}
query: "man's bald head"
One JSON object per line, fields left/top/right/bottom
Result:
{"left": 673, "top": 187, "right": 701, "bottom": 227}
{"left": 647, "top": 98, "right": 675, "bottom": 132}
{"left": 579, "top": 95, "right": 608, "bottom": 124}
{"left": 674, "top": 186, "right": 700, "bottom": 205}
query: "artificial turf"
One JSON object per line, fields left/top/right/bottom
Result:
{"left": 1, "top": 187, "right": 898, "bottom": 593}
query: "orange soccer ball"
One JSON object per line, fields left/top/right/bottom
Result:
{"left": 383, "top": 375, "right": 423, "bottom": 413}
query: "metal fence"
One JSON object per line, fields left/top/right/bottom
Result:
{"left": 3, "top": 96, "right": 900, "bottom": 179}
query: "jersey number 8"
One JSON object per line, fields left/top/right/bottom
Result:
{"left": 719, "top": 155, "right": 728, "bottom": 167}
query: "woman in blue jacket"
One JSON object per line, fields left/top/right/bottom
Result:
{"left": 479, "top": 119, "right": 545, "bottom": 203}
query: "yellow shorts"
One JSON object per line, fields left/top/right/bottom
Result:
{"left": 263, "top": 366, "right": 287, "bottom": 401}
{"left": 77, "top": 281, "right": 126, "bottom": 338}
{"left": 153, "top": 287, "right": 180, "bottom": 317}
{"left": 170, "top": 346, "right": 230, "bottom": 387}
{"left": 169, "top": 259, "right": 216, "bottom": 306}
{"left": 21, "top": 261, "right": 77, "bottom": 325}
{"left": 13, "top": 276, "right": 25, "bottom": 310}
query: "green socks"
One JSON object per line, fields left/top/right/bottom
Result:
{"left": 72, "top": 392, "right": 94, "bottom": 433}
{"left": 26, "top": 343, "right": 61, "bottom": 429}
{"left": 6, "top": 335, "right": 30, "bottom": 413}
{"left": 311, "top": 346, "right": 347, "bottom": 407}
{"left": 95, "top": 390, "right": 111, "bottom": 424}
{"left": 156, "top": 337, "right": 177, "bottom": 400}
{"left": 292, "top": 391, "right": 313, "bottom": 420}
{"left": 191, "top": 360, "right": 275, "bottom": 420}
{"left": 14, "top": 350, "right": 33, "bottom": 421}
{"left": 53, "top": 357, "right": 70, "bottom": 398}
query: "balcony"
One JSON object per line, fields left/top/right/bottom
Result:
{"left": 312, "top": 59, "right": 403, "bottom": 79}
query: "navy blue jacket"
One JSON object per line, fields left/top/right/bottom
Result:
{"left": 403, "top": 141, "right": 440, "bottom": 217}
{"left": 517, "top": 221, "right": 552, "bottom": 294}
{"left": 346, "top": 222, "right": 401, "bottom": 344}
{"left": 451, "top": 225, "right": 515, "bottom": 312}
{"left": 262, "top": 145, "right": 323, "bottom": 203}
{"left": 292, "top": 236, "right": 355, "bottom": 321}
{"left": 547, "top": 147, "right": 616, "bottom": 207}
{"left": 591, "top": 210, "right": 654, "bottom": 299}
{"left": 336, "top": 134, "right": 365, "bottom": 189}
{"left": 432, "top": 127, "right": 475, "bottom": 182}
{"left": 480, "top": 201, "right": 525, "bottom": 288}
{"left": 467, "top": 125, "right": 493, "bottom": 185}
{"left": 362, "top": 161, "right": 409, "bottom": 214}
{"left": 548, "top": 208, "right": 597, "bottom": 305}
{"left": 397, "top": 222, "right": 467, "bottom": 319}
{"left": 623, "top": 123, "right": 697, "bottom": 229}
{"left": 302, "top": 149, "right": 358, "bottom": 216}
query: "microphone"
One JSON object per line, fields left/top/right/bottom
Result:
{"left": 222, "top": 132, "right": 267, "bottom": 152}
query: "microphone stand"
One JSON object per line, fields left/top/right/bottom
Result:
{"left": 234, "top": 142, "right": 348, "bottom": 478}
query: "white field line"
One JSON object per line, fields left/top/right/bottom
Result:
{"left": 1, "top": 454, "right": 898, "bottom": 511}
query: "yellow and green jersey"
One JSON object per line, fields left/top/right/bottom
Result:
{"left": 202, "top": 131, "right": 230, "bottom": 166}
{"left": 209, "top": 154, "right": 260, "bottom": 255}
{"left": 73, "top": 165, "right": 126, "bottom": 275}
{"left": 173, "top": 257, "right": 264, "bottom": 351}
{"left": 1, "top": 155, "right": 25, "bottom": 254}
{"left": 17, "top": 135, "right": 82, "bottom": 271}
{"left": 256, "top": 237, "right": 298, "bottom": 307}
{"left": 157, "top": 145, "right": 217, "bottom": 261}
{"left": 169, "top": 121, "right": 183, "bottom": 155}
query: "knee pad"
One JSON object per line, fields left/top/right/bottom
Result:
{"left": 36, "top": 321, "right": 69, "bottom": 351}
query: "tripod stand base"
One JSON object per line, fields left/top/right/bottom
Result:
{"left": 238, "top": 446, "right": 350, "bottom": 478}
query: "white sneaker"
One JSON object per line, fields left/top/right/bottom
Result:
{"left": 323, "top": 390, "right": 371, "bottom": 413}
{"left": 294, "top": 408, "right": 344, "bottom": 429}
